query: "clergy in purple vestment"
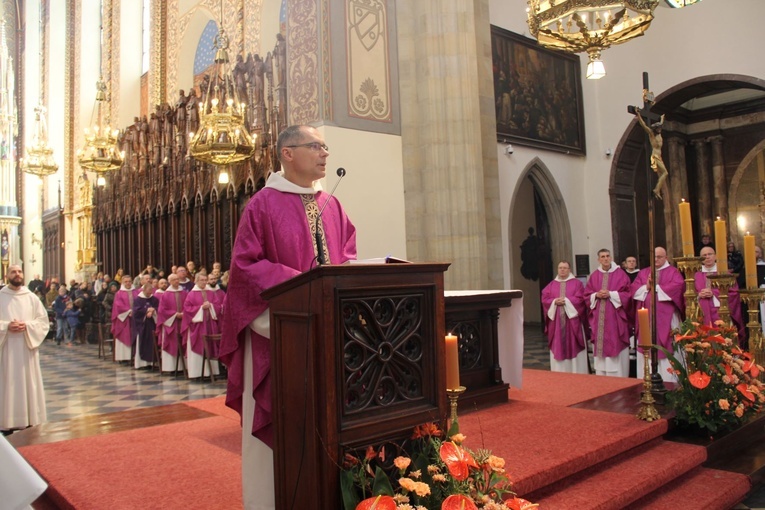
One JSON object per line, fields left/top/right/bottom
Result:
{"left": 541, "top": 261, "right": 588, "bottom": 374}
{"left": 181, "top": 273, "right": 221, "bottom": 379}
{"left": 111, "top": 275, "right": 135, "bottom": 362}
{"left": 177, "top": 267, "right": 194, "bottom": 292}
{"left": 584, "top": 250, "right": 632, "bottom": 377}
{"left": 631, "top": 247, "right": 685, "bottom": 382}
{"left": 695, "top": 246, "right": 745, "bottom": 340}
{"left": 156, "top": 274, "right": 188, "bottom": 373}
{"left": 133, "top": 283, "right": 158, "bottom": 366}
{"left": 220, "top": 125, "right": 357, "bottom": 510}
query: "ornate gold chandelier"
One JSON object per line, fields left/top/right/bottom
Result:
{"left": 527, "top": 0, "right": 659, "bottom": 79}
{"left": 77, "top": 78, "right": 124, "bottom": 173}
{"left": 188, "top": 6, "right": 255, "bottom": 167}
{"left": 22, "top": 105, "right": 57, "bottom": 177}
{"left": 664, "top": 0, "right": 701, "bottom": 7}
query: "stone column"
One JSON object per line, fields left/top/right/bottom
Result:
{"left": 667, "top": 136, "right": 688, "bottom": 258}
{"left": 396, "top": 0, "right": 501, "bottom": 290}
{"left": 693, "top": 138, "right": 713, "bottom": 237}
{"left": 709, "top": 135, "right": 728, "bottom": 234}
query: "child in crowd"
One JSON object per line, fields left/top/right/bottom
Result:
{"left": 63, "top": 300, "right": 80, "bottom": 347}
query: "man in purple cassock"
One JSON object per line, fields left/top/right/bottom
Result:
{"left": 220, "top": 125, "right": 357, "bottom": 510}
{"left": 156, "top": 273, "right": 188, "bottom": 373}
{"left": 584, "top": 249, "right": 632, "bottom": 377}
{"left": 181, "top": 273, "right": 221, "bottom": 379}
{"left": 177, "top": 267, "right": 194, "bottom": 292}
{"left": 695, "top": 246, "right": 745, "bottom": 340}
{"left": 111, "top": 275, "right": 135, "bottom": 362}
{"left": 132, "top": 282, "right": 158, "bottom": 369}
{"left": 631, "top": 246, "right": 685, "bottom": 381}
{"left": 541, "top": 261, "right": 588, "bottom": 374}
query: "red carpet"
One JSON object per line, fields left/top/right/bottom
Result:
{"left": 18, "top": 415, "right": 242, "bottom": 510}
{"left": 15, "top": 371, "right": 753, "bottom": 509}
{"left": 458, "top": 400, "right": 668, "bottom": 496}
{"left": 510, "top": 368, "right": 642, "bottom": 407}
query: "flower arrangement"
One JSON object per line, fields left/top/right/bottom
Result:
{"left": 662, "top": 319, "right": 765, "bottom": 436}
{"left": 341, "top": 422, "right": 537, "bottom": 510}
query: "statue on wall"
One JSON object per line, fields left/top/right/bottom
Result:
{"left": 187, "top": 89, "right": 200, "bottom": 136}
{"left": 175, "top": 89, "right": 188, "bottom": 141}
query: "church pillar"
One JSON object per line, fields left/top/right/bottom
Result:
{"left": 396, "top": 0, "right": 502, "bottom": 289}
{"left": 709, "top": 135, "right": 729, "bottom": 237}
{"left": 693, "top": 138, "right": 713, "bottom": 238}
{"left": 666, "top": 136, "right": 688, "bottom": 257}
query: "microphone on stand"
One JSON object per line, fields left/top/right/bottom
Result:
{"left": 315, "top": 168, "right": 347, "bottom": 265}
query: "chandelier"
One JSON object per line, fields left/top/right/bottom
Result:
{"left": 77, "top": 78, "right": 124, "bottom": 173}
{"left": 527, "top": 0, "right": 659, "bottom": 79}
{"left": 188, "top": 6, "right": 255, "bottom": 167}
{"left": 22, "top": 105, "right": 57, "bottom": 176}
{"left": 664, "top": 0, "right": 700, "bottom": 6}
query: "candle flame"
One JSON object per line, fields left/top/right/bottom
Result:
{"left": 681, "top": 198, "right": 686, "bottom": 203}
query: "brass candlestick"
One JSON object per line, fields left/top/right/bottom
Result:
{"left": 740, "top": 288, "right": 765, "bottom": 382}
{"left": 446, "top": 386, "right": 466, "bottom": 432}
{"left": 637, "top": 345, "right": 660, "bottom": 422}
{"left": 707, "top": 273, "right": 737, "bottom": 329}
{"left": 675, "top": 256, "right": 703, "bottom": 321}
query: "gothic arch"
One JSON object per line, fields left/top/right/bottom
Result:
{"left": 729, "top": 138, "right": 765, "bottom": 245}
{"left": 609, "top": 74, "right": 765, "bottom": 265}
{"left": 509, "top": 157, "right": 573, "bottom": 273}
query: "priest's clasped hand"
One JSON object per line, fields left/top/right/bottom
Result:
{"left": 8, "top": 320, "right": 27, "bottom": 332}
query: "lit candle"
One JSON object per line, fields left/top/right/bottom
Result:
{"left": 679, "top": 199, "right": 694, "bottom": 257}
{"left": 637, "top": 308, "right": 651, "bottom": 348}
{"left": 445, "top": 333, "right": 460, "bottom": 390}
{"left": 715, "top": 217, "right": 728, "bottom": 273}
{"left": 744, "top": 232, "right": 757, "bottom": 289}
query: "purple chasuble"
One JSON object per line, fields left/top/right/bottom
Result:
{"left": 220, "top": 175, "right": 357, "bottom": 448}
{"left": 111, "top": 288, "right": 134, "bottom": 347}
{"left": 541, "top": 277, "right": 586, "bottom": 361}
{"left": 156, "top": 288, "right": 188, "bottom": 356}
{"left": 584, "top": 266, "right": 631, "bottom": 358}
{"left": 694, "top": 268, "right": 745, "bottom": 340}
{"left": 631, "top": 264, "right": 685, "bottom": 358}
{"left": 181, "top": 288, "right": 221, "bottom": 356}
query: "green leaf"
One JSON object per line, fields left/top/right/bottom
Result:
{"left": 372, "top": 466, "right": 395, "bottom": 497}
{"left": 340, "top": 469, "right": 360, "bottom": 510}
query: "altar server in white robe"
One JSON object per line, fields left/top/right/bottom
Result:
{"left": 0, "top": 265, "right": 50, "bottom": 433}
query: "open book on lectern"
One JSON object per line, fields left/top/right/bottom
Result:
{"left": 344, "top": 256, "right": 410, "bottom": 264}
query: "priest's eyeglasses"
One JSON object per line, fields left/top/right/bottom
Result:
{"left": 285, "top": 142, "right": 329, "bottom": 152}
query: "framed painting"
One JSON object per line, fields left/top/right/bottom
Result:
{"left": 491, "top": 25, "right": 586, "bottom": 155}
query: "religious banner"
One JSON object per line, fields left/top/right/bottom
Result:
{"left": 490, "top": 25, "right": 586, "bottom": 155}
{"left": 1, "top": 229, "right": 8, "bottom": 262}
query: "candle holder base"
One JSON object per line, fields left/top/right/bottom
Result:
{"left": 446, "top": 386, "right": 466, "bottom": 435}
{"left": 740, "top": 288, "right": 765, "bottom": 382}
{"left": 675, "top": 256, "right": 703, "bottom": 322}
{"left": 638, "top": 348, "right": 661, "bottom": 422}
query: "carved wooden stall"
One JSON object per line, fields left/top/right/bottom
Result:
{"left": 93, "top": 39, "right": 285, "bottom": 276}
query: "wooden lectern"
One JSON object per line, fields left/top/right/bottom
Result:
{"left": 261, "top": 262, "right": 450, "bottom": 509}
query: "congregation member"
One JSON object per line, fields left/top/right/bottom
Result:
{"left": 182, "top": 273, "right": 221, "bottom": 379}
{"left": 52, "top": 286, "right": 70, "bottom": 346}
{"left": 585, "top": 249, "right": 632, "bottom": 377}
{"left": 177, "top": 267, "right": 194, "bottom": 292}
{"left": 111, "top": 275, "right": 135, "bottom": 362}
{"left": 156, "top": 274, "right": 188, "bottom": 373}
{"left": 540, "top": 260, "right": 588, "bottom": 374}
{"left": 695, "top": 233, "right": 714, "bottom": 256}
{"left": 622, "top": 256, "right": 640, "bottom": 283}
{"left": 154, "top": 278, "right": 168, "bottom": 296}
{"left": 45, "top": 283, "right": 58, "bottom": 307}
{"left": 696, "top": 246, "right": 745, "bottom": 340}
{"left": 0, "top": 265, "right": 50, "bottom": 434}
{"left": 631, "top": 247, "right": 685, "bottom": 381}
{"left": 221, "top": 125, "right": 357, "bottom": 509}
{"left": 133, "top": 282, "right": 158, "bottom": 369}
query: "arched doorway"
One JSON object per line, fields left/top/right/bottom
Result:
{"left": 610, "top": 74, "right": 765, "bottom": 265}
{"left": 510, "top": 157, "right": 572, "bottom": 324}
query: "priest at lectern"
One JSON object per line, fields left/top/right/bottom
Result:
{"left": 221, "top": 125, "right": 357, "bottom": 510}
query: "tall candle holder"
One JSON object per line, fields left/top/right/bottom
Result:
{"left": 637, "top": 345, "right": 660, "bottom": 422}
{"left": 707, "top": 273, "right": 737, "bottom": 329}
{"left": 446, "top": 386, "right": 466, "bottom": 432}
{"left": 740, "top": 288, "right": 765, "bottom": 382}
{"left": 675, "top": 256, "right": 703, "bottom": 321}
